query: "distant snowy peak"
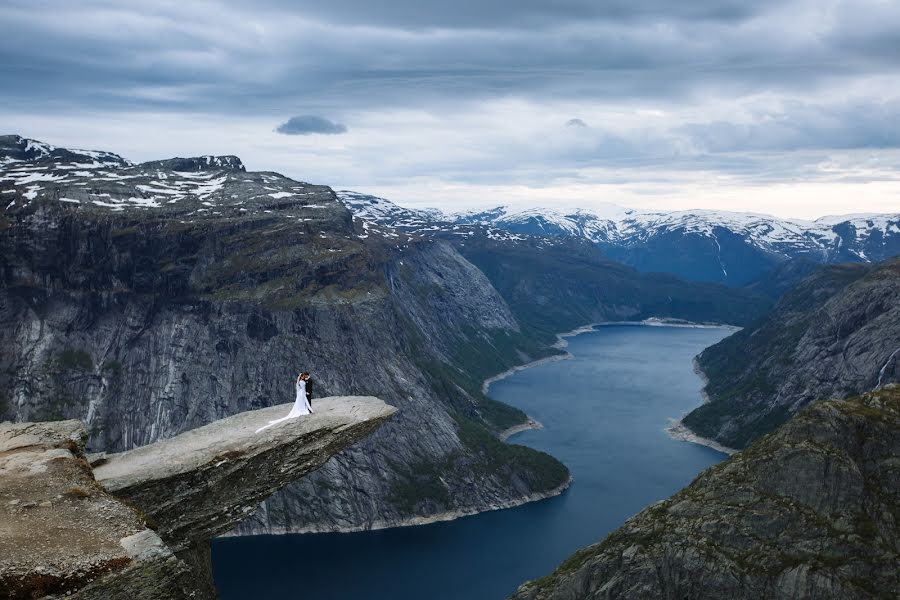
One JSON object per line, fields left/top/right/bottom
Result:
{"left": 0, "top": 134, "right": 130, "bottom": 169}
{"left": 336, "top": 192, "right": 541, "bottom": 245}
{"left": 451, "top": 204, "right": 899, "bottom": 256}
{"left": 338, "top": 189, "right": 900, "bottom": 283}
{"left": 338, "top": 190, "right": 899, "bottom": 258}
{"left": 0, "top": 136, "right": 336, "bottom": 218}
{"left": 337, "top": 191, "right": 444, "bottom": 227}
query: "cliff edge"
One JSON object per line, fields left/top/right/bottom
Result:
{"left": 0, "top": 396, "right": 396, "bottom": 599}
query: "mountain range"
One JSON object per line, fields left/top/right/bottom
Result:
{"left": 0, "top": 135, "right": 765, "bottom": 536}
{"left": 339, "top": 191, "right": 900, "bottom": 286}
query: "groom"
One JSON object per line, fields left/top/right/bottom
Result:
{"left": 301, "top": 372, "right": 313, "bottom": 407}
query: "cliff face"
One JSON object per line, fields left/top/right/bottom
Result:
{"left": 0, "top": 135, "right": 569, "bottom": 534}
{"left": 684, "top": 258, "right": 900, "bottom": 449}
{"left": 512, "top": 386, "right": 900, "bottom": 600}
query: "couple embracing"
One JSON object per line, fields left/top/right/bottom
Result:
{"left": 255, "top": 372, "right": 315, "bottom": 433}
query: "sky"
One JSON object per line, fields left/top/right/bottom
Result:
{"left": 2, "top": 0, "right": 899, "bottom": 219}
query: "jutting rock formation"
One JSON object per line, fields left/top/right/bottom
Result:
{"left": 512, "top": 386, "right": 900, "bottom": 600}
{"left": 0, "top": 396, "right": 396, "bottom": 599}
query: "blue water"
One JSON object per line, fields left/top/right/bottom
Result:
{"left": 212, "top": 324, "right": 731, "bottom": 600}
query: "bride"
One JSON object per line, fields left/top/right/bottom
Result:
{"left": 255, "top": 373, "right": 314, "bottom": 433}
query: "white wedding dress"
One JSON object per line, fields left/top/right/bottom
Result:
{"left": 255, "top": 379, "right": 313, "bottom": 433}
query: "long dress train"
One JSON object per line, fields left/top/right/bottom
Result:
{"left": 255, "top": 379, "right": 313, "bottom": 433}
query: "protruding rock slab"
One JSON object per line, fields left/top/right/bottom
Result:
{"left": 0, "top": 421, "right": 189, "bottom": 599}
{"left": 512, "top": 386, "right": 900, "bottom": 600}
{"left": 94, "top": 396, "right": 397, "bottom": 550}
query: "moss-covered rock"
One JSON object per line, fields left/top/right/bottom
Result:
{"left": 512, "top": 386, "right": 900, "bottom": 600}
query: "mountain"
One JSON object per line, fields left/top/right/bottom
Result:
{"left": 741, "top": 256, "right": 824, "bottom": 299}
{"left": 683, "top": 257, "right": 900, "bottom": 449}
{"left": 338, "top": 191, "right": 900, "bottom": 287}
{"left": 341, "top": 191, "right": 772, "bottom": 335}
{"left": 511, "top": 385, "right": 900, "bottom": 600}
{"left": 0, "top": 135, "right": 767, "bottom": 535}
{"left": 0, "top": 135, "right": 572, "bottom": 535}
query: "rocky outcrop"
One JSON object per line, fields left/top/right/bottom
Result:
{"left": 684, "top": 258, "right": 900, "bottom": 448}
{"left": 511, "top": 386, "right": 900, "bottom": 600}
{"left": 0, "top": 420, "right": 191, "bottom": 599}
{"left": 0, "top": 396, "right": 395, "bottom": 598}
{"left": 94, "top": 396, "right": 396, "bottom": 550}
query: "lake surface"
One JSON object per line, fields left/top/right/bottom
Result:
{"left": 213, "top": 324, "right": 732, "bottom": 600}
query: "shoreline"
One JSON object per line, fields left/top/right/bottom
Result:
{"left": 482, "top": 321, "right": 608, "bottom": 396}
{"left": 482, "top": 318, "right": 738, "bottom": 397}
{"left": 499, "top": 417, "right": 544, "bottom": 441}
{"left": 665, "top": 419, "right": 737, "bottom": 455}
{"left": 664, "top": 352, "right": 739, "bottom": 456}
{"left": 487, "top": 319, "right": 741, "bottom": 459}
{"left": 222, "top": 476, "right": 573, "bottom": 537}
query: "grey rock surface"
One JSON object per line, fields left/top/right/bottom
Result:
{"left": 512, "top": 386, "right": 900, "bottom": 600}
{"left": 0, "top": 420, "right": 192, "bottom": 600}
{"left": 94, "top": 396, "right": 397, "bottom": 549}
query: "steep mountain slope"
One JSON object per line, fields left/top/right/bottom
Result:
{"left": 741, "top": 256, "right": 823, "bottom": 300}
{"left": 339, "top": 192, "right": 900, "bottom": 286}
{"left": 341, "top": 192, "right": 772, "bottom": 336}
{"left": 453, "top": 235, "right": 769, "bottom": 337}
{"left": 0, "top": 135, "right": 570, "bottom": 533}
{"left": 512, "top": 386, "right": 900, "bottom": 600}
{"left": 683, "top": 258, "right": 900, "bottom": 449}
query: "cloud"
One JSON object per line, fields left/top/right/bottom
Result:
{"left": 275, "top": 115, "right": 347, "bottom": 135}
{"left": 1, "top": 0, "right": 899, "bottom": 218}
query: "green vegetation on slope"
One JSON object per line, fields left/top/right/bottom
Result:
{"left": 683, "top": 261, "right": 887, "bottom": 448}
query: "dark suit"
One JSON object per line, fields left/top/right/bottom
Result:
{"left": 305, "top": 378, "right": 313, "bottom": 406}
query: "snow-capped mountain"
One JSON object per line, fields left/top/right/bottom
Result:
{"left": 337, "top": 191, "right": 900, "bottom": 286}
{"left": 3, "top": 133, "right": 896, "bottom": 288}
{"left": 0, "top": 135, "right": 344, "bottom": 223}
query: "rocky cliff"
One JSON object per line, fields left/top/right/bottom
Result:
{"left": 511, "top": 386, "right": 900, "bottom": 600}
{"left": 0, "top": 135, "right": 571, "bottom": 535}
{"left": 683, "top": 258, "right": 900, "bottom": 449}
{"left": 1, "top": 396, "right": 394, "bottom": 599}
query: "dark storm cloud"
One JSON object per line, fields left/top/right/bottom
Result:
{"left": 679, "top": 99, "right": 900, "bottom": 153}
{"left": 275, "top": 115, "right": 347, "bottom": 135}
{"left": 239, "top": 0, "right": 777, "bottom": 28}
{"left": 2, "top": 0, "right": 900, "bottom": 181}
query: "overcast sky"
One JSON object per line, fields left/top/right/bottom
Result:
{"left": 2, "top": 0, "right": 899, "bottom": 218}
